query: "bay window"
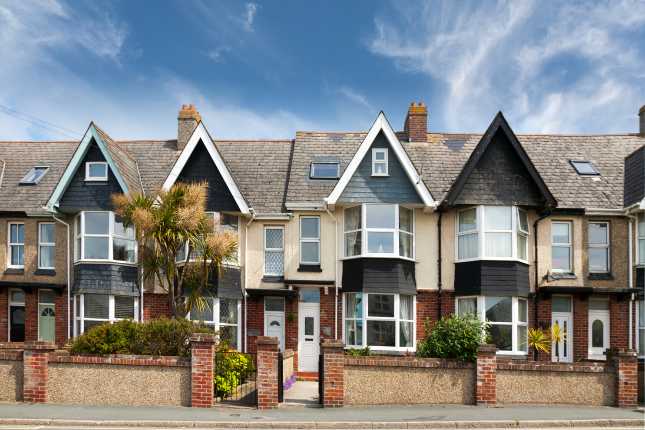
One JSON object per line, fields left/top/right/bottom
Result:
{"left": 344, "top": 204, "right": 414, "bottom": 259}
{"left": 638, "top": 214, "right": 645, "bottom": 265}
{"left": 638, "top": 300, "right": 644, "bottom": 358}
{"left": 189, "top": 297, "right": 241, "bottom": 350}
{"left": 456, "top": 296, "right": 528, "bottom": 354}
{"left": 456, "top": 206, "right": 528, "bottom": 262}
{"left": 344, "top": 292, "right": 415, "bottom": 350}
{"left": 74, "top": 212, "right": 136, "bottom": 263}
{"left": 73, "top": 294, "right": 138, "bottom": 335}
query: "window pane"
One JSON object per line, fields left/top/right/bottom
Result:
{"left": 84, "top": 294, "right": 109, "bottom": 319}
{"left": 485, "top": 297, "right": 512, "bottom": 322}
{"left": 485, "top": 206, "right": 511, "bottom": 230}
{"left": 399, "top": 207, "right": 413, "bottom": 233}
{"left": 83, "top": 320, "right": 105, "bottom": 332}
{"left": 373, "top": 162, "right": 387, "bottom": 175}
{"left": 345, "top": 231, "right": 362, "bottom": 257}
{"left": 39, "top": 290, "right": 56, "bottom": 304}
{"left": 457, "top": 298, "right": 477, "bottom": 316}
{"left": 589, "top": 298, "right": 609, "bottom": 311}
{"left": 220, "top": 214, "right": 238, "bottom": 233}
{"left": 517, "top": 234, "right": 528, "bottom": 260}
{"left": 220, "top": 325, "right": 238, "bottom": 349}
{"left": 11, "top": 290, "right": 25, "bottom": 303}
{"left": 176, "top": 243, "right": 187, "bottom": 262}
{"left": 368, "top": 294, "right": 394, "bottom": 318}
{"left": 552, "top": 296, "right": 571, "bottom": 313}
{"left": 345, "top": 320, "right": 363, "bottom": 346}
{"left": 345, "top": 293, "right": 362, "bottom": 319}
{"left": 84, "top": 237, "right": 109, "bottom": 259}
{"left": 300, "top": 218, "right": 319, "bottom": 239}
{"left": 10, "top": 224, "right": 24, "bottom": 243}
{"left": 301, "top": 242, "right": 319, "bottom": 263}
{"left": 485, "top": 232, "right": 512, "bottom": 257}
{"left": 265, "top": 228, "right": 283, "bottom": 249}
{"left": 374, "top": 150, "right": 386, "bottom": 161}
{"left": 310, "top": 163, "right": 339, "bottom": 178}
{"left": 366, "top": 204, "right": 395, "bottom": 229}
{"left": 639, "top": 214, "right": 645, "bottom": 238}
{"left": 114, "top": 296, "right": 135, "bottom": 319}
{"left": 639, "top": 239, "right": 645, "bottom": 264}
{"left": 11, "top": 245, "right": 24, "bottom": 266}
{"left": 489, "top": 324, "right": 512, "bottom": 351}
{"left": 85, "top": 212, "right": 109, "bottom": 235}
{"left": 400, "top": 321, "right": 414, "bottom": 348}
{"left": 552, "top": 223, "right": 570, "bottom": 244}
{"left": 588, "top": 223, "right": 608, "bottom": 245}
{"left": 39, "top": 246, "right": 55, "bottom": 268}
{"left": 304, "top": 316, "right": 314, "bottom": 336}
{"left": 517, "top": 209, "right": 528, "bottom": 232}
{"left": 265, "top": 297, "right": 284, "bottom": 312}
{"left": 399, "top": 295, "right": 413, "bottom": 320}
{"left": 589, "top": 248, "right": 608, "bottom": 272}
{"left": 40, "top": 224, "right": 55, "bottom": 243}
{"left": 114, "top": 217, "right": 135, "bottom": 239}
{"left": 639, "top": 301, "right": 645, "bottom": 326}
{"left": 458, "top": 233, "right": 478, "bottom": 259}
{"left": 344, "top": 206, "right": 361, "bottom": 231}
{"left": 639, "top": 329, "right": 645, "bottom": 356}
{"left": 368, "top": 231, "right": 394, "bottom": 253}
{"left": 220, "top": 299, "right": 238, "bottom": 324}
{"left": 518, "top": 299, "right": 528, "bottom": 323}
{"left": 517, "top": 325, "right": 528, "bottom": 352}
{"left": 399, "top": 232, "right": 412, "bottom": 258}
{"left": 458, "top": 209, "right": 477, "bottom": 232}
{"left": 264, "top": 250, "right": 283, "bottom": 274}
{"left": 88, "top": 163, "right": 107, "bottom": 178}
{"left": 591, "top": 319, "right": 604, "bottom": 348}
{"left": 190, "top": 300, "right": 214, "bottom": 322}
{"left": 299, "top": 289, "right": 320, "bottom": 303}
{"left": 366, "top": 320, "right": 395, "bottom": 347}
{"left": 552, "top": 247, "right": 571, "bottom": 271}
{"left": 113, "top": 238, "right": 136, "bottom": 262}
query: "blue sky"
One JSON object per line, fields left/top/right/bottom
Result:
{"left": 1, "top": 0, "right": 644, "bottom": 140}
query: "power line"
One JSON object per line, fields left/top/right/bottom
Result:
{"left": 0, "top": 103, "right": 81, "bottom": 139}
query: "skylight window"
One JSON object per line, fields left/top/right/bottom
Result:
{"left": 310, "top": 162, "right": 339, "bottom": 179}
{"left": 19, "top": 166, "right": 49, "bottom": 185}
{"left": 570, "top": 160, "right": 599, "bottom": 176}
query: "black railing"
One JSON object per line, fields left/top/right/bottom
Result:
{"left": 214, "top": 351, "right": 257, "bottom": 405}
{"left": 318, "top": 353, "right": 324, "bottom": 405}
{"left": 278, "top": 352, "right": 284, "bottom": 403}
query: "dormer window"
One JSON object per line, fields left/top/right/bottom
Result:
{"left": 371, "top": 148, "right": 388, "bottom": 176}
{"left": 85, "top": 162, "right": 108, "bottom": 181}
{"left": 20, "top": 166, "right": 48, "bottom": 185}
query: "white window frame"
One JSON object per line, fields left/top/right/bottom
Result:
{"left": 38, "top": 222, "right": 56, "bottom": 270}
{"left": 516, "top": 209, "right": 529, "bottom": 261}
{"left": 187, "top": 297, "right": 242, "bottom": 350}
{"left": 551, "top": 221, "right": 573, "bottom": 273}
{"left": 309, "top": 162, "right": 340, "bottom": 179}
{"left": 7, "top": 222, "right": 25, "bottom": 269}
{"left": 637, "top": 214, "right": 645, "bottom": 265}
{"left": 74, "top": 211, "right": 137, "bottom": 264}
{"left": 588, "top": 221, "right": 610, "bottom": 274}
{"left": 637, "top": 300, "right": 645, "bottom": 359}
{"left": 371, "top": 148, "right": 388, "bottom": 176}
{"left": 455, "top": 295, "right": 528, "bottom": 355}
{"left": 85, "top": 161, "right": 108, "bottom": 181}
{"left": 342, "top": 292, "right": 416, "bottom": 352}
{"left": 73, "top": 294, "right": 139, "bottom": 336}
{"left": 264, "top": 225, "right": 284, "bottom": 276}
{"left": 455, "top": 206, "right": 528, "bottom": 263}
{"left": 343, "top": 204, "right": 415, "bottom": 260}
{"left": 299, "top": 216, "right": 320, "bottom": 265}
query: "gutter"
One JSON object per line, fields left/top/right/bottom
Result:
{"left": 243, "top": 209, "right": 257, "bottom": 353}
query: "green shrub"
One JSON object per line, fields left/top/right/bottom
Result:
{"left": 345, "top": 346, "right": 371, "bottom": 357}
{"left": 214, "top": 344, "right": 255, "bottom": 398}
{"left": 70, "top": 318, "right": 212, "bottom": 357}
{"left": 416, "top": 315, "right": 487, "bottom": 362}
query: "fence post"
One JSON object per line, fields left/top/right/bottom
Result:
{"left": 476, "top": 344, "right": 497, "bottom": 406}
{"left": 611, "top": 349, "right": 638, "bottom": 408}
{"left": 256, "top": 336, "right": 279, "bottom": 409}
{"left": 321, "top": 339, "right": 344, "bottom": 407}
{"left": 190, "top": 333, "right": 216, "bottom": 408}
{"left": 23, "top": 341, "right": 56, "bottom": 403}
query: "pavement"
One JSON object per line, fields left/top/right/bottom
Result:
{"left": 0, "top": 403, "right": 642, "bottom": 429}
{"left": 284, "top": 381, "right": 319, "bottom": 406}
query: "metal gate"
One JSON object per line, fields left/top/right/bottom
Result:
{"left": 213, "top": 351, "right": 257, "bottom": 405}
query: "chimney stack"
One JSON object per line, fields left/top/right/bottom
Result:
{"left": 404, "top": 102, "right": 428, "bottom": 142}
{"left": 639, "top": 105, "right": 645, "bottom": 136}
{"left": 177, "top": 104, "right": 201, "bottom": 150}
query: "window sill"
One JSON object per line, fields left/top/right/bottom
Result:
{"left": 588, "top": 273, "right": 613, "bottom": 281}
{"left": 4, "top": 268, "right": 24, "bottom": 275}
{"left": 298, "top": 264, "right": 322, "bottom": 272}
{"left": 74, "top": 260, "right": 137, "bottom": 266}
{"left": 262, "top": 275, "right": 284, "bottom": 283}
{"left": 342, "top": 255, "right": 416, "bottom": 262}
{"left": 34, "top": 269, "right": 56, "bottom": 276}
{"left": 547, "top": 272, "right": 577, "bottom": 281}
{"left": 455, "top": 257, "right": 529, "bottom": 265}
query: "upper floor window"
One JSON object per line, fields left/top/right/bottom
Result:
{"left": 551, "top": 221, "right": 572, "bottom": 273}
{"left": 300, "top": 216, "right": 320, "bottom": 265}
{"left": 38, "top": 223, "right": 55, "bottom": 269}
{"left": 20, "top": 166, "right": 48, "bottom": 185}
{"left": 344, "top": 204, "right": 414, "bottom": 259}
{"left": 588, "top": 222, "right": 609, "bottom": 273}
{"left": 264, "top": 226, "right": 284, "bottom": 276}
{"left": 310, "top": 162, "right": 339, "bottom": 179}
{"left": 570, "top": 160, "right": 599, "bottom": 176}
{"left": 85, "top": 162, "right": 108, "bottom": 181}
{"left": 371, "top": 148, "right": 388, "bottom": 176}
{"left": 638, "top": 214, "right": 645, "bottom": 265}
{"left": 176, "top": 212, "right": 239, "bottom": 264}
{"left": 456, "top": 206, "right": 528, "bottom": 262}
{"left": 74, "top": 212, "right": 136, "bottom": 263}
{"left": 7, "top": 223, "right": 24, "bottom": 268}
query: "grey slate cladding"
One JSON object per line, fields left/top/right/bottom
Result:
{"left": 624, "top": 146, "right": 644, "bottom": 207}
{"left": 58, "top": 141, "right": 124, "bottom": 213}
{"left": 338, "top": 132, "right": 422, "bottom": 204}
{"left": 342, "top": 258, "right": 416, "bottom": 295}
{"left": 454, "top": 260, "right": 529, "bottom": 297}
{"left": 73, "top": 263, "right": 139, "bottom": 296}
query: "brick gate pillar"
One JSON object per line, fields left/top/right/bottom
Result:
{"left": 190, "top": 333, "right": 216, "bottom": 408}
{"left": 321, "top": 339, "right": 344, "bottom": 407}
{"left": 611, "top": 349, "right": 638, "bottom": 408}
{"left": 23, "top": 341, "right": 56, "bottom": 403}
{"left": 476, "top": 344, "right": 497, "bottom": 406}
{"left": 256, "top": 336, "right": 279, "bottom": 409}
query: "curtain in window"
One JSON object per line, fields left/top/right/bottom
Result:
{"left": 458, "top": 234, "right": 478, "bottom": 259}
{"left": 399, "top": 295, "right": 413, "bottom": 348}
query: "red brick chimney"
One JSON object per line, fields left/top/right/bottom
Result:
{"left": 404, "top": 102, "right": 428, "bottom": 142}
{"left": 177, "top": 104, "right": 201, "bottom": 150}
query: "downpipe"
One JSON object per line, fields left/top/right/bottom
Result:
{"left": 243, "top": 210, "right": 256, "bottom": 353}
{"left": 325, "top": 205, "right": 339, "bottom": 340}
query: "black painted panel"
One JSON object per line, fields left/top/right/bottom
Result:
{"left": 624, "top": 147, "right": 645, "bottom": 207}
{"left": 342, "top": 258, "right": 416, "bottom": 295}
{"left": 73, "top": 263, "right": 139, "bottom": 296}
{"left": 636, "top": 267, "right": 645, "bottom": 298}
{"left": 338, "top": 132, "right": 422, "bottom": 204}
{"left": 177, "top": 140, "right": 240, "bottom": 212}
{"left": 59, "top": 141, "right": 124, "bottom": 213}
{"left": 454, "top": 260, "right": 529, "bottom": 297}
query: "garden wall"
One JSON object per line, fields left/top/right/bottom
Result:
{"left": 282, "top": 349, "right": 295, "bottom": 389}
{"left": 0, "top": 350, "right": 22, "bottom": 402}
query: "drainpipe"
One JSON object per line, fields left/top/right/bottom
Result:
{"left": 437, "top": 211, "right": 442, "bottom": 319}
{"left": 325, "top": 205, "right": 338, "bottom": 340}
{"left": 50, "top": 211, "right": 71, "bottom": 340}
{"left": 627, "top": 214, "right": 636, "bottom": 350}
{"left": 244, "top": 209, "right": 256, "bottom": 352}
{"left": 533, "top": 209, "right": 551, "bottom": 360}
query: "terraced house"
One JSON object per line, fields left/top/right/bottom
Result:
{"left": 0, "top": 102, "right": 644, "bottom": 377}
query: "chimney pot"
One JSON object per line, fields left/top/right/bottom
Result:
{"left": 404, "top": 101, "right": 428, "bottom": 142}
{"left": 639, "top": 105, "right": 645, "bottom": 136}
{"left": 177, "top": 104, "right": 201, "bottom": 150}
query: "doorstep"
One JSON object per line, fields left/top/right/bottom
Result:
{"left": 296, "top": 371, "right": 319, "bottom": 381}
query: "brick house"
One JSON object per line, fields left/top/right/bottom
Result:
{"left": 0, "top": 102, "right": 643, "bottom": 378}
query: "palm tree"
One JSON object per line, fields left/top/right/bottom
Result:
{"left": 112, "top": 182, "right": 238, "bottom": 318}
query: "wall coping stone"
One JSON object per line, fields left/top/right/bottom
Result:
{"left": 344, "top": 355, "right": 475, "bottom": 369}
{"left": 256, "top": 336, "right": 279, "bottom": 346}
{"left": 478, "top": 344, "right": 497, "bottom": 354}
{"left": 0, "top": 350, "right": 23, "bottom": 361}
{"left": 0, "top": 342, "right": 26, "bottom": 350}
{"left": 497, "top": 361, "right": 611, "bottom": 374}
{"left": 282, "top": 349, "right": 294, "bottom": 359}
{"left": 189, "top": 333, "right": 216, "bottom": 344}
{"left": 24, "top": 341, "right": 56, "bottom": 351}
{"left": 49, "top": 352, "right": 190, "bottom": 367}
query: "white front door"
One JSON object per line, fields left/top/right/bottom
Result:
{"left": 588, "top": 310, "right": 610, "bottom": 360}
{"left": 551, "top": 313, "right": 572, "bottom": 363}
{"left": 298, "top": 302, "right": 320, "bottom": 372}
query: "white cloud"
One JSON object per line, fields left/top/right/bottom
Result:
{"left": 243, "top": 2, "right": 258, "bottom": 32}
{"left": 338, "top": 86, "right": 373, "bottom": 111}
{"left": 368, "top": 0, "right": 645, "bottom": 133}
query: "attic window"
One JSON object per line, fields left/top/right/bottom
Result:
{"left": 85, "top": 162, "right": 108, "bottom": 181}
{"left": 372, "top": 148, "right": 388, "bottom": 176}
{"left": 19, "top": 166, "right": 49, "bottom": 185}
{"left": 310, "top": 162, "right": 339, "bottom": 179}
{"left": 570, "top": 160, "right": 599, "bottom": 176}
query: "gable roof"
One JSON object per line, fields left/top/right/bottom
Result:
{"left": 442, "top": 112, "right": 557, "bottom": 208}
{"left": 325, "top": 112, "right": 435, "bottom": 208}
{"left": 46, "top": 123, "right": 141, "bottom": 211}
{"left": 160, "top": 122, "right": 250, "bottom": 215}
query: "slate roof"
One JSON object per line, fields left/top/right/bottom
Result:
{"left": 93, "top": 124, "right": 143, "bottom": 195}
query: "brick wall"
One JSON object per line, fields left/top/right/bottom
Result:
{"left": 0, "top": 289, "right": 68, "bottom": 345}
{"left": 573, "top": 295, "right": 589, "bottom": 361}
{"left": 320, "top": 288, "right": 340, "bottom": 341}
{"left": 143, "top": 293, "right": 171, "bottom": 320}
{"left": 476, "top": 344, "right": 497, "bottom": 405}
{"left": 416, "top": 290, "right": 438, "bottom": 341}
{"left": 190, "top": 333, "right": 215, "bottom": 408}
{"left": 321, "top": 340, "right": 344, "bottom": 407}
{"left": 246, "top": 296, "right": 264, "bottom": 354}
{"left": 256, "top": 336, "right": 279, "bottom": 409}
{"left": 610, "top": 296, "right": 629, "bottom": 351}
{"left": 0, "top": 290, "right": 7, "bottom": 342}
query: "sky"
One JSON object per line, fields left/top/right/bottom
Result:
{"left": 1, "top": 0, "right": 644, "bottom": 141}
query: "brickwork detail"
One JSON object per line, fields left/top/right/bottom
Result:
{"left": 611, "top": 349, "right": 638, "bottom": 408}
{"left": 190, "top": 333, "right": 215, "bottom": 408}
{"left": 246, "top": 297, "right": 264, "bottom": 354}
{"left": 321, "top": 340, "right": 344, "bottom": 407}
{"left": 22, "top": 341, "right": 55, "bottom": 403}
{"left": 256, "top": 336, "right": 279, "bottom": 409}
{"left": 476, "top": 344, "right": 497, "bottom": 406}
{"left": 143, "top": 293, "right": 171, "bottom": 320}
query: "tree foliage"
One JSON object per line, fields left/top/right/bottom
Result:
{"left": 416, "top": 315, "right": 487, "bottom": 362}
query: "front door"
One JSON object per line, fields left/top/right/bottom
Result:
{"left": 298, "top": 302, "right": 320, "bottom": 372}
{"left": 588, "top": 310, "right": 610, "bottom": 360}
{"left": 551, "top": 313, "right": 572, "bottom": 363}
{"left": 9, "top": 289, "right": 25, "bottom": 342}
{"left": 264, "top": 296, "right": 285, "bottom": 351}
